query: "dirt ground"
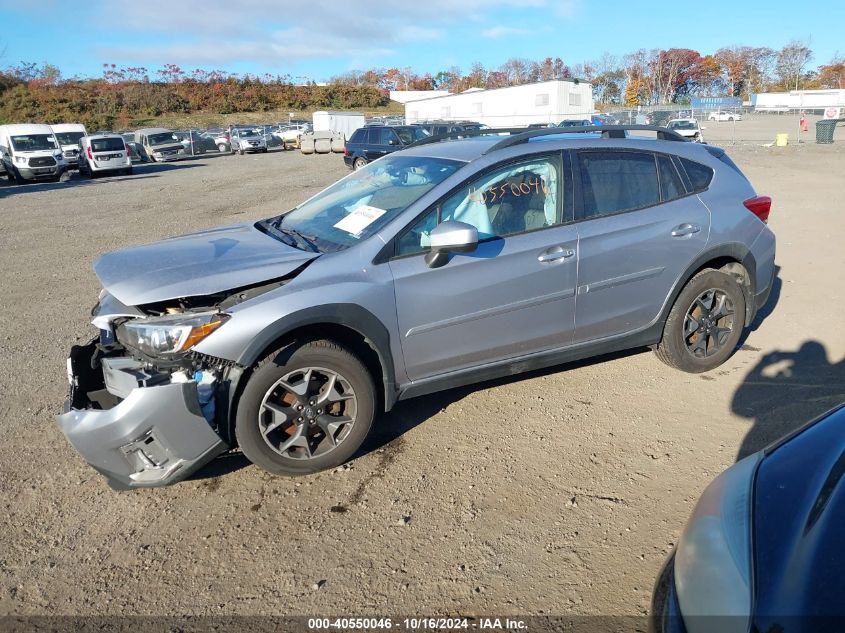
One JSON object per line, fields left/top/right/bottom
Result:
{"left": 1, "top": 116, "right": 844, "bottom": 618}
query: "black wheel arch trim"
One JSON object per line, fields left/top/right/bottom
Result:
{"left": 235, "top": 304, "right": 398, "bottom": 412}
{"left": 661, "top": 242, "right": 759, "bottom": 327}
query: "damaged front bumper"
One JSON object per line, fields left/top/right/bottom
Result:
{"left": 56, "top": 340, "right": 228, "bottom": 490}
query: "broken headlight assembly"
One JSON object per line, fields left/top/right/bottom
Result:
{"left": 116, "top": 311, "right": 229, "bottom": 359}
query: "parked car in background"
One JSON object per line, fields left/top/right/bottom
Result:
{"left": 230, "top": 127, "right": 268, "bottom": 154}
{"left": 134, "top": 128, "right": 184, "bottom": 162}
{"left": 652, "top": 403, "right": 845, "bottom": 633}
{"left": 343, "top": 124, "right": 430, "bottom": 169}
{"left": 51, "top": 123, "right": 88, "bottom": 168}
{"left": 417, "top": 121, "right": 470, "bottom": 136}
{"left": 77, "top": 134, "right": 133, "bottom": 177}
{"left": 0, "top": 123, "right": 67, "bottom": 183}
{"left": 58, "top": 125, "right": 774, "bottom": 488}
{"left": 273, "top": 123, "right": 311, "bottom": 149}
{"left": 666, "top": 119, "right": 705, "bottom": 143}
{"left": 260, "top": 129, "right": 284, "bottom": 149}
{"left": 175, "top": 130, "right": 216, "bottom": 155}
{"left": 120, "top": 133, "right": 141, "bottom": 163}
{"left": 202, "top": 129, "right": 231, "bottom": 153}
{"left": 708, "top": 110, "right": 743, "bottom": 122}
{"left": 559, "top": 119, "right": 592, "bottom": 127}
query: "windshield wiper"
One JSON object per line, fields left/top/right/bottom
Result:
{"left": 269, "top": 221, "right": 320, "bottom": 253}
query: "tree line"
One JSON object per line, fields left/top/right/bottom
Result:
{"left": 0, "top": 40, "right": 843, "bottom": 129}
{"left": 334, "top": 41, "right": 843, "bottom": 106}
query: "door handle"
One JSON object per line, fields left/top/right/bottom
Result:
{"left": 538, "top": 246, "right": 575, "bottom": 263}
{"left": 671, "top": 223, "right": 701, "bottom": 237}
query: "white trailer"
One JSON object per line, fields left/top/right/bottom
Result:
{"left": 754, "top": 89, "right": 845, "bottom": 112}
{"left": 311, "top": 111, "right": 366, "bottom": 140}
{"left": 404, "top": 80, "right": 594, "bottom": 127}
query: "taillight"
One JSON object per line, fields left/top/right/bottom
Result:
{"left": 743, "top": 195, "right": 771, "bottom": 223}
{"left": 87, "top": 146, "right": 93, "bottom": 160}
{"left": 344, "top": 146, "right": 349, "bottom": 157}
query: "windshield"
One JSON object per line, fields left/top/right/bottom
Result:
{"left": 395, "top": 127, "right": 430, "bottom": 144}
{"left": 238, "top": 129, "right": 260, "bottom": 137}
{"left": 148, "top": 132, "right": 178, "bottom": 146}
{"left": 668, "top": 121, "right": 697, "bottom": 130}
{"left": 55, "top": 131, "right": 85, "bottom": 146}
{"left": 257, "top": 155, "right": 463, "bottom": 252}
{"left": 10, "top": 134, "right": 57, "bottom": 152}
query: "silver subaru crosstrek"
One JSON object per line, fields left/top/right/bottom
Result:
{"left": 57, "top": 126, "right": 776, "bottom": 489}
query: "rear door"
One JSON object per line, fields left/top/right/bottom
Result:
{"left": 572, "top": 149, "right": 710, "bottom": 343}
{"left": 388, "top": 153, "right": 578, "bottom": 381}
{"left": 364, "top": 128, "right": 391, "bottom": 161}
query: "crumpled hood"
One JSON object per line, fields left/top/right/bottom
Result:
{"left": 94, "top": 223, "right": 318, "bottom": 306}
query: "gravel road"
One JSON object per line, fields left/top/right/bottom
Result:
{"left": 1, "top": 125, "right": 843, "bottom": 618}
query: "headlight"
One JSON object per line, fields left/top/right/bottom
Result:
{"left": 117, "top": 312, "right": 229, "bottom": 358}
{"left": 674, "top": 452, "right": 761, "bottom": 633}
{"left": 15, "top": 156, "right": 26, "bottom": 164}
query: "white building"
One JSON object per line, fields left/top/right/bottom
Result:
{"left": 753, "top": 89, "right": 845, "bottom": 112}
{"left": 404, "top": 80, "right": 594, "bottom": 127}
{"left": 389, "top": 90, "right": 450, "bottom": 104}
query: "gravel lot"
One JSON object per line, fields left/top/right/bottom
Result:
{"left": 1, "top": 118, "right": 844, "bottom": 618}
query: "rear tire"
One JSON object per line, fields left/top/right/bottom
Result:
{"left": 235, "top": 339, "right": 376, "bottom": 476}
{"left": 353, "top": 157, "right": 367, "bottom": 170}
{"left": 654, "top": 269, "right": 746, "bottom": 373}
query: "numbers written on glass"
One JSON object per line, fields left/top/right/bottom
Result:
{"left": 468, "top": 177, "right": 550, "bottom": 204}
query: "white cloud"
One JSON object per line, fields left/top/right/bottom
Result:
{"left": 92, "top": 0, "right": 578, "bottom": 70}
{"left": 481, "top": 26, "right": 528, "bottom": 38}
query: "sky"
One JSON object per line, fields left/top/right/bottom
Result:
{"left": 0, "top": 0, "right": 840, "bottom": 82}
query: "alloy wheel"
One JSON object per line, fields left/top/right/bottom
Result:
{"left": 683, "top": 288, "right": 736, "bottom": 358}
{"left": 258, "top": 366, "right": 357, "bottom": 460}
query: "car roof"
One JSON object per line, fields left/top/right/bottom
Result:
{"left": 136, "top": 127, "right": 173, "bottom": 134}
{"left": 1, "top": 123, "right": 56, "bottom": 135}
{"left": 51, "top": 123, "right": 86, "bottom": 132}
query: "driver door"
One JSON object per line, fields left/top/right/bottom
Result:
{"left": 388, "top": 153, "right": 579, "bottom": 382}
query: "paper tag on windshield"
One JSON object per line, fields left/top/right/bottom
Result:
{"left": 333, "top": 204, "right": 387, "bottom": 236}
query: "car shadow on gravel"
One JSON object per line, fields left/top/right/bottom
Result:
{"left": 358, "top": 347, "right": 647, "bottom": 458}
{"left": 732, "top": 340, "right": 845, "bottom": 461}
{"left": 737, "top": 265, "right": 782, "bottom": 348}
{"left": 0, "top": 173, "right": 163, "bottom": 196}
{"left": 187, "top": 348, "right": 649, "bottom": 483}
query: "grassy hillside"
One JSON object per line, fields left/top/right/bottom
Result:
{"left": 140, "top": 102, "right": 405, "bottom": 130}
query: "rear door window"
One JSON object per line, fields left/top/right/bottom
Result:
{"left": 91, "top": 137, "right": 125, "bottom": 152}
{"left": 578, "top": 151, "right": 660, "bottom": 219}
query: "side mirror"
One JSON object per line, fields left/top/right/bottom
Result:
{"left": 388, "top": 139, "right": 398, "bottom": 146}
{"left": 424, "top": 220, "right": 479, "bottom": 268}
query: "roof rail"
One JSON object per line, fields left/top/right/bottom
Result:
{"left": 483, "top": 125, "right": 689, "bottom": 154}
{"left": 406, "top": 124, "right": 689, "bottom": 152}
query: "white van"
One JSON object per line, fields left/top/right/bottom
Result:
{"left": 51, "top": 123, "right": 88, "bottom": 168}
{"left": 0, "top": 124, "right": 67, "bottom": 183}
{"left": 77, "top": 134, "right": 133, "bottom": 177}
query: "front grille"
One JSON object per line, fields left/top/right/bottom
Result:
{"left": 29, "top": 156, "right": 57, "bottom": 167}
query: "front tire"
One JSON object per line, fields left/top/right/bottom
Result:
{"left": 235, "top": 339, "right": 376, "bottom": 476}
{"left": 654, "top": 269, "right": 746, "bottom": 373}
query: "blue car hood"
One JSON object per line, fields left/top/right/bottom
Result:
{"left": 752, "top": 404, "right": 845, "bottom": 630}
{"left": 94, "top": 223, "right": 318, "bottom": 306}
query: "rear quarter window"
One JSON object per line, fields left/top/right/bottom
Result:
{"left": 680, "top": 158, "right": 714, "bottom": 192}
{"left": 349, "top": 129, "right": 366, "bottom": 144}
